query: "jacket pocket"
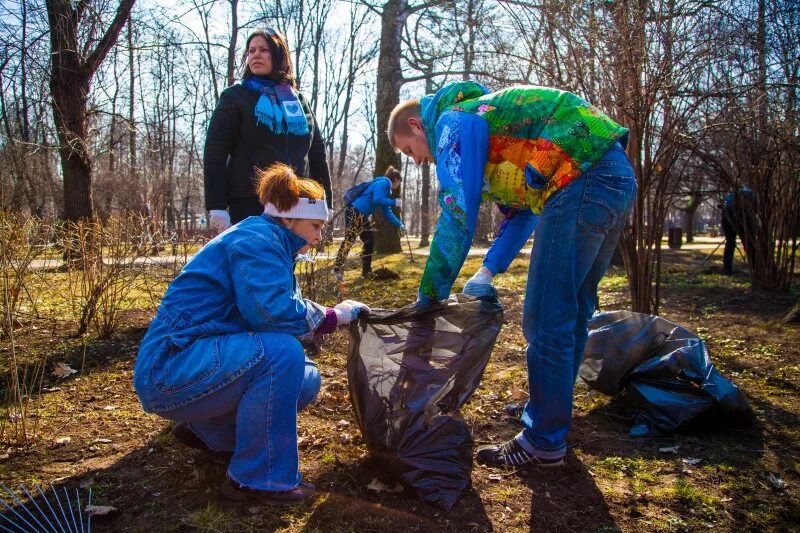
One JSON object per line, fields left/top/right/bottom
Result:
{"left": 152, "top": 336, "right": 223, "bottom": 394}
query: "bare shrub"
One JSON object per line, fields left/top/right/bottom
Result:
{"left": 54, "top": 214, "right": 172, "bottom": 338}
{"left": 0, "top": 213, "right": 51, "bottom": 445}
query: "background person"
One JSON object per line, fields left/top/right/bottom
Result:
{"left": 333, "top": 166, "right": 405, "bottom": 281}
{"left": 134, "top": 163, "right": 368, "bottom": 505}
{"left": 389, "top": 81, "right": 635, "bottom": 468}
{"left": 204, "top": 28, "right": 332, "bottom": 232}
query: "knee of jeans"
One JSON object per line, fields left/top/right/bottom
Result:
{"left": 261, "top": 333, "right": 306, "bottom": 376}
{"left": 298, "top": 364, "right": 321, "bottom": 411}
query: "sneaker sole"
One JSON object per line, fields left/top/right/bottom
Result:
{"left": 219, "top": 479, "right": 315, "bottom": 507}
{"left": 477, "top": 457, "right": 565, "bottom": 468}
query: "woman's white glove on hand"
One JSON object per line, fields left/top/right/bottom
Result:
{"left": 209, "top": 210, "right": 231, "bottom": 232}
{"left": 394, "top": 198, "right": 402, "bottom": 209}
{"left": 334, "top": 300, "right": 370, "bottom": 325}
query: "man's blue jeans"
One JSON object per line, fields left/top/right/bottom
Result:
{"left": 519, "top": 143, "right": 637, "bottom": 456}
{"left": 158, "top": 333, "right": 321, "bottom": 491}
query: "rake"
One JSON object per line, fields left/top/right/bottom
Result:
{"left": 0, "top": 483, "right": 92, "bottom": 533}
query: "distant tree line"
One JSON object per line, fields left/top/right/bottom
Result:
{"left": 0, "top": 0, "right": 797, "bottom": 311}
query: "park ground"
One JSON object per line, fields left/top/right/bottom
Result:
{"left": 1, "top": 238, "right": 799, "bottom": 532}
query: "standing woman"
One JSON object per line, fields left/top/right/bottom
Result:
{"left": 204, "top": 28, "right": 332, "bottom": 231}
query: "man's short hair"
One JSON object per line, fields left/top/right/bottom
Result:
{"left": 387, "top": 99, "right": 421, "bottom": 151}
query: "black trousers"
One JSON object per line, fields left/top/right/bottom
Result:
{"left": 334, "top": 207, "right": 374, "bottom": 275}
{"left": 228, "top": 197, "right": 264, "bottom": 225}
{"left": 721, "top": 214, "right": 737, "bottom": 275}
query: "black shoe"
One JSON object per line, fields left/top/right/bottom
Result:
{"left": 219, "top": 477, "right": 316, "bottom": 506}
{"left": 505, "top": 403, "right": 524, "bottom": 418}
{"left": 476, "top": 438, "right": 564, "bottom": 468}
{"left": 170, "top": 422, "right": 233, "bottom": 465}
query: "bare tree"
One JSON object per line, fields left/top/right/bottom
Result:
{"left": 46, "top": 0, "right": 136, "bottom": 222}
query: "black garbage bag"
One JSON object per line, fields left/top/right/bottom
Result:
{"left": 579, "top": 311, "right": 754, "bottom": 437}
{"left": 347, "top": 295, "right": 503, "bottom": 509}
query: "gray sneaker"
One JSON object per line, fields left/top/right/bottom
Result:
{"left": 476, "top": 438, "right": 564, "bottom": 468}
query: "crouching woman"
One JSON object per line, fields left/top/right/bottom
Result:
{"left": 133, "top": 163, "right": 368, "bottom": 505}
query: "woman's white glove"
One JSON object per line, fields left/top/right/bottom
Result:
{"left": 394, "top": 198, "right": 402, "bottom": 209}
{"left": 209, "top": 210, "right": 231, "bottom": 232}
{"left": 333, "top": 300, "right": 370, "bottom": 325}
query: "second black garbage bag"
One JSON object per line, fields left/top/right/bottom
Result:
{"left": 579, "top": 310, "right": 754, "bottom": 437}
{"left": 346, "top": 295, "right": 504, "bottom": 510}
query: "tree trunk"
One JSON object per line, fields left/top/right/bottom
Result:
{"left": 226, "top": 0, "right": 238, "bottom": 88}
{"left": 419, "top": 162, "right": 431, "bottom": 247}
{"left": 373, "top": 0, "right": 408, "bottom": 254}
{"left": 47, "top": 0, "right": 136, "bottom": 222}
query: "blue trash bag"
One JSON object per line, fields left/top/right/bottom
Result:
{"left": 347, "top": 295, "right": 503, "bottom": 509}
{"left": 579, "top": 311, "right": 754, "bottom": 437}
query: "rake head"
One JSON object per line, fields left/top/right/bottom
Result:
{"left": 0, "top": 483, "right": 92, "bottom": 533}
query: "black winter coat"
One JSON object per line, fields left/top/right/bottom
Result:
{"left": 203, "top": 83, "right": 332, "bottom": 210}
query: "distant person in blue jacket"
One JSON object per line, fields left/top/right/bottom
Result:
{"left": 333, "top": 166, "right": 405, "bottom": 281}
{"left": 134, "top": 163, "right": 369, "bottom": 506}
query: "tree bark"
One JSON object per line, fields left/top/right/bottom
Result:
{"left": 373, "top": 0, "right": 408, "bottom": 254}
{"left": 47, "top": 0, "right": 136, "bottom": 222}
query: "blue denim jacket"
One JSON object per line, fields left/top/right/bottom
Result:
{"left": 134, "top": 214, "right": 326, "bottom": 413}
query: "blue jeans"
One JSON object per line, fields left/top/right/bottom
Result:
{"left": 158, "top": 334, "right": 321, "bottom": 491}
{"left": 519, "top": 143, "right": 636, "bottom": 456}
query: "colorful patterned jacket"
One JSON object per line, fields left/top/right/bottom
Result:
{"left": 418, "top": 81, "right": 629, "bottom": 301}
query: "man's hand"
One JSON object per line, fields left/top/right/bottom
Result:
{"left": 463, "top": 266, "right": 498, "bottom": 300}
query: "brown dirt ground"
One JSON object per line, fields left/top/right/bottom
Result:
{"left": 1, "top": 247, "right": 798, "bottom": 532}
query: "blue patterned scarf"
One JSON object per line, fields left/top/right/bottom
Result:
{"left": 241, "top": 76, "right": 310, "bottom": 136}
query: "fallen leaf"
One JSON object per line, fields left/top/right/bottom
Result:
{"left": 336, "top": 419, "right": 350, "bottom": 428}
{"left": 366, "top": 478, "right": 403, "bottom": 493}
{"left": 510, "top": 388, "right": 529, "bottom": 401}
{"left": 52, "top": 362, "right": 77, "bottom": 379}
{"left": 769, "top": 473, "right": 787, "bottom": 490}
{"left": 683, "top": 458, "right": 702, "bottom": 465}
{"left": 91, "top": 438, "right": 113, "bottom": 444}
{"left": 488, "top": 474, "right": 503, "bottom": 483}
{"left": 84, "top": 505, "right": 118, "bottom": 517}
{"left": 54, "top": 437, "right": 71, "bottom": 445}
{"left": 102, "top": 405, "right": 117, "bottom": 411}
{"left": 658, "top": 445, "right": 680, "bottom": 454}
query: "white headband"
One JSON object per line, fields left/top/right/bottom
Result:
{"left": 264, "top": 197, "right": 331, "bottom": 221}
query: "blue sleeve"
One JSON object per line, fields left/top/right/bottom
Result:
{"left": 418, "top": 111, "right": 488, "bottom": 300}
{"left": 380, "top": 204, "right": 404, "bottom": 228}
{"left": 371, "top": 178, "right": 397, "bottom": 207}
{"left": 483, "top": 207, "right": 539, "bottom": 274}
{"left": 228, "top": 238, "right": 311, "bottom": 335}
